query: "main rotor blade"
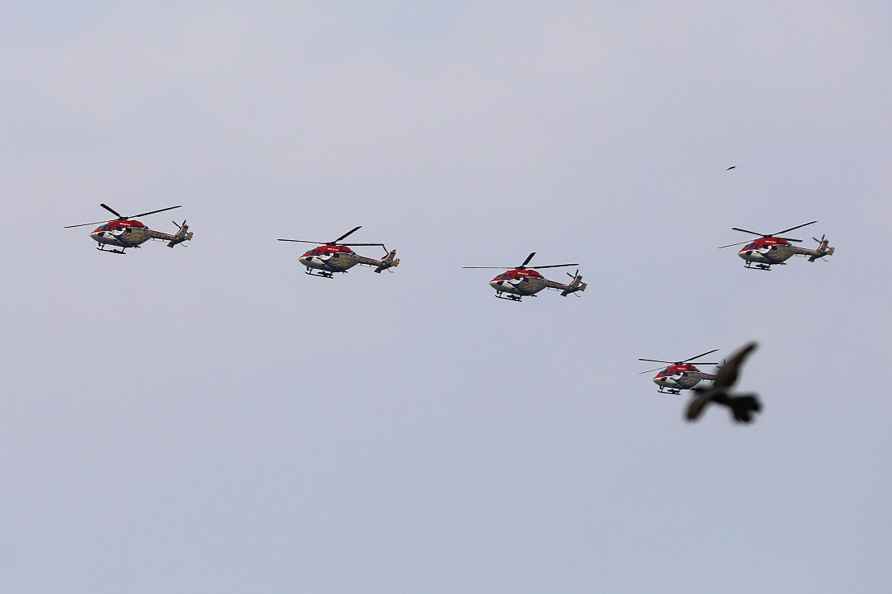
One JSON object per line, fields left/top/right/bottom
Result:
{"left": 64, "top": 219, "right": 112, "bottom": 229}
{"left": 639, "top": 366, "right": 664, "bottom": 375}
{"left": 100, "top": 203, "right": 124, "bottom": 218}
{"left": 730, "top": 227, "right": 766, "bottom": 237}
{"left": 277, "top": 239, "right": 325, "bottom": 244}
{"left": 331, "top": 226, "right": 362, "bottom": 244}
{"left": 339, "top": 243, "right": 387, "bottom": 247}
{"left": 684, "top": 348, "right": 720, "bottom": 363}
{"left": 690, "top": 362, "right": 720, "bottom": 366}
{"left": 519, "top": 252, "right": 536, "bottom": 268}
{"left": 530, "top": 263, "right": 579, "bottom": 269}
{"left": 637, "top": 358, "right": 674, "bottom": 364}
{"left": 772, "top": 220, "right": 817, "bottom": 236}
{"left": 775, "top": 236, "right": 803, "bottom": 243}
{"left": 462, "top": 266, "right": 510, "bottom": 269}
{"left": 132, "top": 205, "right": 182, "bottom": 218}
{"left": 718, "top": 240, "right": 752, "bottom": 249}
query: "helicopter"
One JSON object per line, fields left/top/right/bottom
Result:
{"left": 64, "top": 203, "right": 193, "bottom": 254}
{"left": 462, "top": 252, "right": 587, "bottom": 302}
{"left": 719, "top": 220, "right": 834, "bottom": 270}
{"left": 638, "top": 348, "right": 721, "bottom": 395}
{"left": 277, "top": 226, "right": 399, "bottom": 279}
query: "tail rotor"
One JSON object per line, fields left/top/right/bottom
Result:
{"left": 808, "top": 234, "right": 834, "bottom": 262}
{"left": 374, "top": 249, "right": 400, "bottom": 273}
{"left": 167, "top": 220, "right": 193, "bottom": 248}
{"left": 561, "top": 269, "right": 587, "bottom": 297}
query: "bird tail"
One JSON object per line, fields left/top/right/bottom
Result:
{"left": 727, "top": 394, "right": 762, "bottom": 423}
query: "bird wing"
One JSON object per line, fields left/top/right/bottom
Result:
{"left": 685, "top": 395, "right": 711, "bottom": 421}
{"left": 713, "top": 342, "right": 758, "bottom": 389}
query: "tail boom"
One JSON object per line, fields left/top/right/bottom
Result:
{"left": 793, "top": 235, "right": 834, "bottom": 262}
{"left": 148, "top": 220, "right": 193, "bottom": 248}
{"left": 545, "top": 270, "right": 587, "bottom": 296}
{"left": 355, "top": 249, "right": 400, "bottom": 273}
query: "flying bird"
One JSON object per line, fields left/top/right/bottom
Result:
{"left": 725, "top": 165, "right": 736, "bottom": 171}
{"left": 685, "top": 342, "right": 762, "bottom": 424}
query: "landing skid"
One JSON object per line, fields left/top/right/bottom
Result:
{"left": 744, "top": 262, "right": 784, "bottom": 271}
{"left": 658, "top": 387, "right": 681, "bottom": 395}
{"left": 97, "top": 246, "right": 126, "bottom": 255}
{"left": 495, "top": 292, "right": 534, "bottom": 302}
{"left": 305, "top": 268, "right": 336, "bottom": 279}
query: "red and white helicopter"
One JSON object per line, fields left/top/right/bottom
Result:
{"left": 719, "top": 220, "right": 834, "bottom": 271}
{"left": 462, "top": 252, "right": 586, "bottom": 302}
{"left": 638, "top": 348, "right": 721, "bottom": 395}
{"left": 277, "top": 226, "right": 399, "bottom": 279}
{"left": 64, "top": 203, "right": 193, "bottom": 254}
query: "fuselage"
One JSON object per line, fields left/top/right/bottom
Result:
{"left": 300, "top": 245, "right": 361, "bottom": 272}
{"left": 90, "top": 219, "right": 152, "bottom": 248}
{"left": 653, "top": 363, "right": 713, "bottom": 391}
{"left": 489, "top": 268, "right": 547, "bottom": 296}
{"left": 737, "top": 237, "right": 796, "bottom": 265}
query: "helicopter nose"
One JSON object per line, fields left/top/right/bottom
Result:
{"left": 299, "top": 256, "right": 311, "bottom": 266}
{"left": 490, "top": 280, "right": 505, "bottom": 290}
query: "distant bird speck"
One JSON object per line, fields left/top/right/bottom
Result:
{"left": 726, "top": 165, "right": 736, "bottom": 171}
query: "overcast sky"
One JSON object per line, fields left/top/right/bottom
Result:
{"left": 2, "top": 2, "right": 891, "bottom": 593}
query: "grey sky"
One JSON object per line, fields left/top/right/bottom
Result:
{"left": 2, "top": 2, "right": 890, "bottom": 592}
